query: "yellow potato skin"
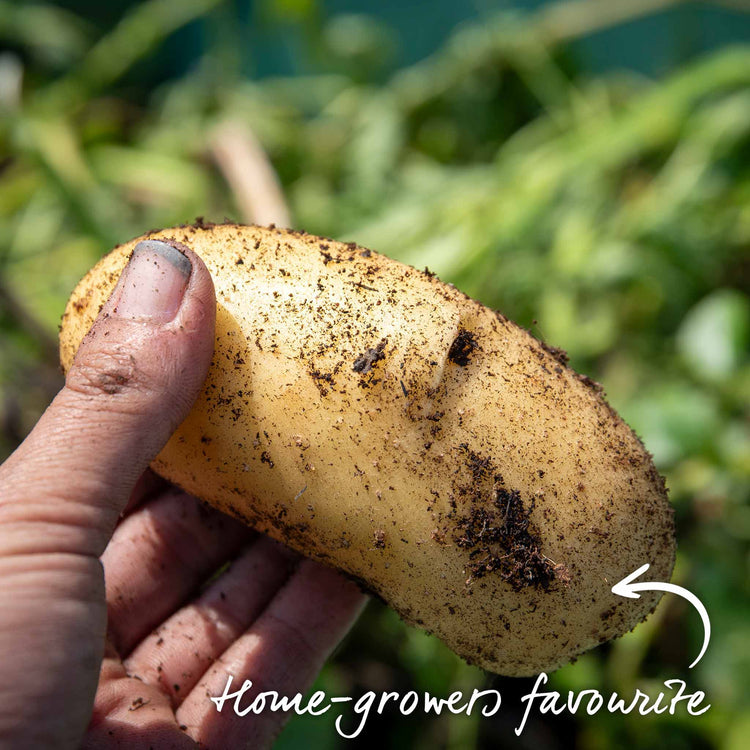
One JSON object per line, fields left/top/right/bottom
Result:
{"left": 60, "top": 223, "right": 675, "bottom": 676}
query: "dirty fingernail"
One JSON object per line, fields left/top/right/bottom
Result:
{"left": 113, "top": 240, "right": 192, "bottom": 322}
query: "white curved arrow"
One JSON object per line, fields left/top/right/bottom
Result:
{"left": 611, "top": 563, "right": 710, "bottom": 669}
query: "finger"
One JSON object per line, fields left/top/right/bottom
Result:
{"left": 176, "top": 560, "right": 367, "bottom": 749}
{"left": 83, "top": 644, "right": 195, "bottom": 750}
{"left": 121, "top": 469, "right": 172, "bottom": 519}
{"left": 0, "top": 238, "right": 215, "bottom": 558}
{"left": 103, "top": 488, "right": 254, "bottom": 656}
{"left": 0, "top": 239, "right": 215, "bottom": 748}
{"left": 123, "top": 537, "right": 299, "bottom": 701}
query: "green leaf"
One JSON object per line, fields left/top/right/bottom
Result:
{"left": 676, "top": 289, "right": 750, "bottom": 383}
{"left": 621, "top": 384, "right": 721, "bottom": 466}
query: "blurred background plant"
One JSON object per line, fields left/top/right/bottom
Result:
{"left": 0, "top": 0, "right": 748, "bottom": 747}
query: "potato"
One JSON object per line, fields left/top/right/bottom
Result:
{"left": 60, "top": 223, "right": 675, "bottom": 676}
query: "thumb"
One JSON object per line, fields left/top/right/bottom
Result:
{"left": 0, "top": 238, "right": 216, "bottom": 558}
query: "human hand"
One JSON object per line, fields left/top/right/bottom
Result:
{"left": 0, "top": 239, "right": 366, "bottom": 749}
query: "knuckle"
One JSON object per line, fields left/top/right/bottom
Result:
{"left": 66, "top": 345, "right": 147, "bottom": 399}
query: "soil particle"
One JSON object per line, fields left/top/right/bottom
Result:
{"left": 454, "top": 487, "right": 558, "bottom": 591}
{"left": 451, "top": 447, "right": 562, "bottom": 591}
{"left": 128, "top": 697, "right": 149, "bottom": 712}
{"left": 72, "top": 292, "right": 91, "bottom": 312}
{"left": 577, "top": 373, "right": 604, "bottom": 394}
{"left": 310, "top": 367, "right": 335, "bottom": 396}
{"left": 97, "top": 370, "right": 130, "bottom": 394}
{"left": 448, "top": 329, "right": 478, "bottom": 366}
{"left": 540, "top": 341, "right": 570, "bottom": 367}
{"left": 353, "top": 339, "right": 386, "bottom": 374}
{"left": 600, "top": 606, "right": 617, "bottom": 622}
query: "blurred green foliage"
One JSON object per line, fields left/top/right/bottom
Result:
{"left": 0, "top": 1, "right": 748, "bottom": 748}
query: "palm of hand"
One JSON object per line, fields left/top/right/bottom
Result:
{"left": 87, "top": 473, "right": 365, "bottom": 749}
